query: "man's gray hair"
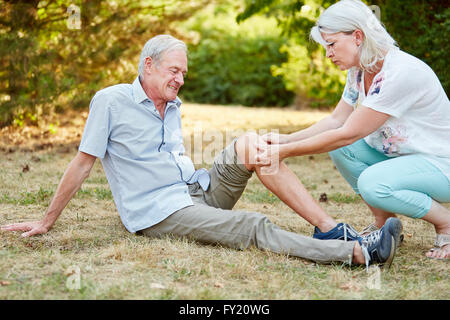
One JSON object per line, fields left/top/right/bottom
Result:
{"left": 138, "top": 35, "right": 187, "bottom": 79}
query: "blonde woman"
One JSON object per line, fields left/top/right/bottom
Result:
{"left": 258, "top": 0, "right": 450, "bottom": 259}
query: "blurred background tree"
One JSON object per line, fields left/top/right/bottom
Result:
{"left": 0, "top": 0, "right": 207, "bottom": 126}
{"left": 236, "top": 0, "right": 449, "bottom": 108}
{"left": 0, "top": 0, "right": 448, "bottom": 127}
{"left": 235, "top": 0, "right": 345, "bottom": 108}
{"left": 373, "top": 0, "right": 449, "bottom": 95}
{"left": 175, "top": 1, "right": 294, "bottom": 107}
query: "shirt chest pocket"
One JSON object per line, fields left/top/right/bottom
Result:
{"left": 110, "top": 118, "right": 162, "bottom": 158}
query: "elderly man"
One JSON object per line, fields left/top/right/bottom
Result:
{"left": 1, "top": 35, "right": 402, "bottom": 268}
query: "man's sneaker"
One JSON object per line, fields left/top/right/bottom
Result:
{"left": 360, "top": 222, "right": 405, "bottom": 245}
{"left": 313, "top": 223, "right": 363, "bottom": 244}
{"left": 361, "top": 217, "right": 403, "bottom": 270}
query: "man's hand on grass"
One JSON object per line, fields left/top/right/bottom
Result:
{"left": 1, "top": 221, "right": 49, "bottom": 237}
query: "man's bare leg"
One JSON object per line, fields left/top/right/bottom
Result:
{"left": 235, "top": 132, "right": 338, "bottom": 233}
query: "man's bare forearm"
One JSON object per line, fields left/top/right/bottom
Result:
{"left": 42, "top": 152, "right": 96, "bottom": 229}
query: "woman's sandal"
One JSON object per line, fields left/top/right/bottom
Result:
{"left": 427, "top": 234, "right": 450, "bottom": 260}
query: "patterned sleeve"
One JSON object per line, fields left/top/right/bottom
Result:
{"left": 341, "top": 68, "right": 360, "bottom": 108}
{"left": 362, "top": 68, "right": 422, "bottom": 118}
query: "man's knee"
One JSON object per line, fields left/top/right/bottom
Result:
{"left": 235, "top": 132, "right": 262, "bottom": 171}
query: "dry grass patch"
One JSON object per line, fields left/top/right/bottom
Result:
{"left": 0, "top": 104, "right": 449, "bottom": 300}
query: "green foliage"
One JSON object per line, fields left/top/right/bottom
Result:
{"left": 238, "top": 0, "right": 449, "bottom": 107}
{"left": 271, "top": 39, "right": 345, "bottom": 109}
{"left": 236, "top": 0, "right": 346, "bottom": 108}
{"left": 179, "top": 5, "right": 294, "bottom": 107}
{"left": 0, "top": 0, "right": 208, "bottom": 127}
{"left": 2, "top": 0, "right": 446, "bottom": 122}
{"left": 375, "top": 0, "right": 450, "bottom": 95}
{"left": 182, "top": 35, "right": 294, "bottom": 107}
{"left": 237, "top": 0, "right": 335, "bottom": 35}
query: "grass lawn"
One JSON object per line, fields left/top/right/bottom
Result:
{"left": 0, "top": 103, "right": 448, "bottom": 300}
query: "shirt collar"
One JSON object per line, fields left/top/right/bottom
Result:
{"left": 132, "top": 76, "right": 182, "bottom": 108}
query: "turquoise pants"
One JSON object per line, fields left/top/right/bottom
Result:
{"left": 329, "top": 139, "right": 450, "bottom": 219}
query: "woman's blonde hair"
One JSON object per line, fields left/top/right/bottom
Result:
{"left": 310, "top": 0, "right": 398, "bottom": 72}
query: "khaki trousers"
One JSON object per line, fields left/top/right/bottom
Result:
{"left": 141, "top": 140, "right": 355, "bottom": 264}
